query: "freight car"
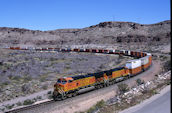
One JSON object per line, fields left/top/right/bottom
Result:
{"left": 6, "top": 47, "right": 152, "bottom": 101}
{"left": 52, "top": 49, "right": 152, "bottom": 100}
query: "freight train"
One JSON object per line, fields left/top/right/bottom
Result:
{"left": 6, "top": 47, "right": 152, "bottom": 100}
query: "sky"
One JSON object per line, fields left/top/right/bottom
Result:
{"left": 0, "top": 0, "right": 170, "bottom": 31}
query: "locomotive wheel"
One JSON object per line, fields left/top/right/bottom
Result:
{"left": 72, "top": 92, "right": 78, "bottom": 97}
{"left": 95, "top": 85, "right": 98, "bottom": 89}
{"left": 100, "top": 84, "right": 104, "bottom": 88}
{"left": 106, "top": 83, "right": 110, "bottom": 87}
{"left": 61, "top": 95, "right": 66, "bottom": 100}
{"left": 53, "top": 96, "right": 58, "bottom": 101}
{"left": 53, "top": 91, "right": 59, "bottom": 101}
{"left": 113, "top": 80, "right": 117, "bottom": 84}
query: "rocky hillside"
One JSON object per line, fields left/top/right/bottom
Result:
{"left": 0, "top": 20, "right": 170, "bottom": 47}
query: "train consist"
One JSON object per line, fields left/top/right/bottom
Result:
{"left": 6, "top": 47, "right": 152, "bottom": 100}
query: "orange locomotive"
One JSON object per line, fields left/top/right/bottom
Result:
{"left": 53, "top": 67, "right": 129, "bottom": 100}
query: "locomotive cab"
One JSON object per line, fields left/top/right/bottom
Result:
{"left": 57, "top": 78, "right": 67, "bottom": 84}
{"left": 54, "top": 77, "right": 68, "bottom": 91}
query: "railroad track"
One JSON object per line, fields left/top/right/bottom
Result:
{"left": 2, "top": 46, "right": 153, "bottom": 113}
{"left": 5, "top": 100, "right": 54, "bottom": 113}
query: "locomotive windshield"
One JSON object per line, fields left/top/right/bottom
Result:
{"left": 57, "top": 78, "right": 67, "bottom": 84}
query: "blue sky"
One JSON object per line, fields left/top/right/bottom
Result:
{"left": 0, "top": 0, "right": 170, "bottom": 30}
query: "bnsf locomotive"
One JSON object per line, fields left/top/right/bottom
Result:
{"left": 52, "top": 48, "right": 152, "bottom": 100}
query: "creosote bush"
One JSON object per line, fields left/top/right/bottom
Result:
{"left": 47, "top": 91, "right": 52, "bottom": 94}
{"left": 87, "top": 100, "right": 105, "bottom": 113}
{"left": 117, "top": 83, "right": 129, "bottom": 94}
{"left": 5, "top": 104, "right": 15, "bottom": 109}
{"left": 16, "top": 102, "right": 22, "bottom": 106}
{"left": 23, "top": 99, "right": 34, "bottom": 105}
{"left": 136, "top": 78, "right": 145, "bottom": 86}
{"left": 37, "top": 96, "right": 42, "bottom": 99}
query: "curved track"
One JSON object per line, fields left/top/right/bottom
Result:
{"left": 3, "top": 47, "right": 153, "bottom": 113}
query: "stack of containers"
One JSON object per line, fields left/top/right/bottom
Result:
{"left": 146, "top": 53, "right": 152, "bottom": 65}
{"left": 125, "top": 59, "right": 142, "bottom": 75}
{"left": 109, "top": 50, "right": 114, "bottom": 54}
{"left": 128, "top": 50, "right": 131, "bottom": 56}
{"left": 140, "top": 56, "right": 149, "bottom": 70}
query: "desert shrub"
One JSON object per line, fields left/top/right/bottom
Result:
{"left": 117, "top": 83, "right": 129, "bottom": 94}
{"left": 0, "top": 85, "right": 3, "bottom": 92}
{"left": 136, "top": 78, "right": 145, "bottom": 86}
{"left": 163, "top": 59, "right": 171, "bottom": 71}
{"left": 12, "top": 76, "right": 21, "bottom": 81}
{"left": 2, "top": 81, "right": 10, "bottom": 86}
{"left": 165, "top": 79, "right": 171, "bottom": 85}
{"left": 47, "top": 91, "right": 52, "bottom": 94}
{"left": 40, "top": 76, "right": 47, "bottom": 82}
{"left": 48, "top": 95, "right": 53, "bottom": 99}
{"left": 5, "top": 104, "right": 15, "bottom": 109}
{"left": 37, "top": 96, "right": 42, "bottom": 99}
{"left": 95, "top": 100, "right": 105, "bottom": 108}
{"left": 23, "top": 99, "right": 34, "bottom": 105}
{"left": 0, "top": 108, "right": 5, "bottom": 112}
{"left": 16, "top": 102, "right": 22, "bottom": 106}
{"left": 42, "top": 84, "right": 48, "bottom": 90}
{"left": 99, "top": 64, "right": 104, "bottom": 69}
{"left": 23, "top": 75, "right": 32, "bottom": 82}
{"left": 50, "top": 57, "right": 56, "bottom": 61}
{"left": 33, "top": 98, "right": 37, "bottom": 101}
{"left": 0, "top": 61, "right": 3, "bottom": 65}
{"left": 149, "top": 89, "right": 158, "bottom": 95}
{"left": 21, "top": 83, "right": 32, "bottom": 93}
{"left": 87, "top": 100, "right": 105, "bottom": 113}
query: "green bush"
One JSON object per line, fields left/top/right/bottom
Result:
{"left": 2, "top": 81, "right": 9, "bottom": 86}
{"left": 47, "top": 91, "right": 52, "bottom": 94}
{"left": 136, "top": 78, "right": 144, "bottom": 86}
{"left": 163, "top": 59, "right": 171, "bottom": 71}
{"left": 42, "top": 84, "right": 48, "bottom": 90}
{"left": 95, "top": 100, "right": 105, "bottom": 108}
{"left": 86, "top": 100, "right": 105, "bottom": 113}
{"left": 5, "top": 104, "right": 15, "bottom": 109}
{"left": 12, "top": 76, "right": 21, "bottom": 81}
{"left": 16, "top": 102, "right": 22, "bottom": 106}
{"left": 23, "top": 76, "right": 32, "bottom": 82}
{"left": 48, "top": 95, "right": 53, "bottom": 99}
{"left": 23, "top": 99, "right": 34, "bottom": 105}
{"left": 165, "top": 79, "right": 171, "bottom": 85}
{"left": 117, "top": 83, "right": 129, "bottom": 94}
{"left": 37, "top": 96, "right": 42, "bottom": 99}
